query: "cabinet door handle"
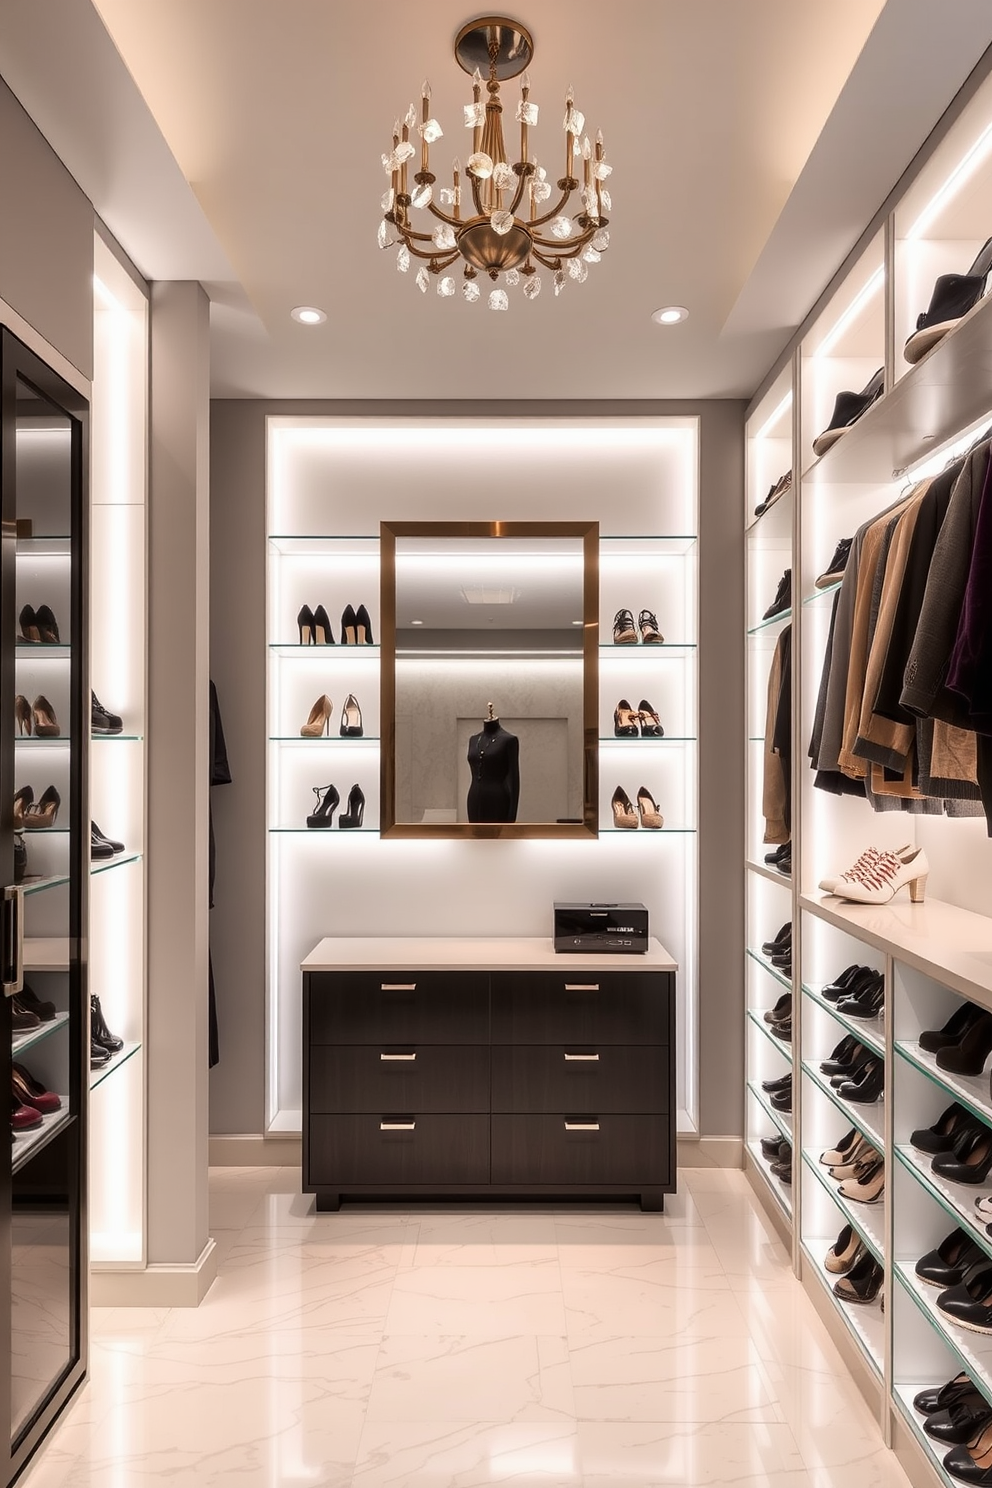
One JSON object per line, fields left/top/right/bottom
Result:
{"left": 381, "top": 982, "right": 416, "bottom": 991}
{"left": 564, "top": 1052, "right": 600, "bottom": 1061}
{"left": 380, "top": 1120, "right": 416, "bottom": 1131}
{"left": 564, "top": 983, "right": 599, "bottom": 991}
{"left": 564, "top": 1121, "right": 600, "bottom": 1132}
{"left": 380, "top": 1052, "right": 417, "bottom": 1061}
{"left": 2, "top": 885, "right": 24, "bottom": 997}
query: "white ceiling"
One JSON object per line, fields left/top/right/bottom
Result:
{"left": 4, "top": 1, "right": 992, "bottom": 401}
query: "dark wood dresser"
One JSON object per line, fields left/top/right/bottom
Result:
{"left": 302, "top": 937, "right": 676, "bottom": 1211}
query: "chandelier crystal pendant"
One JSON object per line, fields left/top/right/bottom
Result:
{"left": 379, "top": 16, "right": 612, "bottom": 308}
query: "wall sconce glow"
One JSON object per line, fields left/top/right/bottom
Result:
{"left": 755, "top": 390, "right": 793, "bottom": 442}
{"left": 908, "top": 119, "right": 992, "bottom": 239}
{"left": 410, "top": 619, "right": 424, "bottom": 625}
{"left": 651, "top": 305, "right": 689, "bottom": 326}
{"left": 291, "top": 306, "right": 327, "bottom": 325}
{"left": 814, "top": 266, "right": 883, "bottom": 358}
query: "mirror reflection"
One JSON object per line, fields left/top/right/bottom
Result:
{"left": 386, "top": 527, "right": 597, "bottom": 833}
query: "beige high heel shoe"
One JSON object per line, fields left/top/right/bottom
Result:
{"left": 636, "top": 786, "right": 663, "bottom": 829}
{"left": 300, "top": 695, "right": 333, "bottom": 737}
{"left": 611, "top": 785, "right": 638, "bottom": 829}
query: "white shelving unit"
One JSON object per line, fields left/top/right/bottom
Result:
{"left": 743, "top": 55, "right": 992, "bottom": 1488}
{"left": 265, "top": 417, "right": 699, "bottom": 1135}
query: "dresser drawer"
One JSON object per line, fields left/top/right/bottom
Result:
{"left": 310, "top": 1045, "right": 490, "bottom": 1113}
{"left": 491, "top": 1114, "right": 669, "bottom": 1187}
{"left": 490, "top": 971, "right": 669, "bottom": 1044}
{"left": 491, "top": 1045, "right": 669, "bottom": 1114}
{"left": 307, "top": 971, "right": 489, "bottom": 1044}
{"left": 308, "top": 1114, "right": 490, "bottom": 1185}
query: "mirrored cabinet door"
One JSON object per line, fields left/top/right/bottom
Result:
{"left": 2, "top": 330, "right": 88, "bottom": 1472}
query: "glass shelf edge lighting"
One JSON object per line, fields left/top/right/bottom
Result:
{"left": 746, "top": 1139, "right": 793, "bottom": 1217}
{"left": 801, "top": 1148, "right": 885, "bottom": 1264}
{"left": 89, "top": 1042, "right": 142, "bottom": 1092}
{"left": 802, "top": 1240, "right": 884, "bottom": 1378}
{"left": 746, "top": 946, "right": 792, "bottom": 991}
{"left": 11, "top": 1011, "right": 70, "bottom": 1057}
{"left": 747, "top": 1079, "right": 793, "bottom": 1143}
{"left": 746, "top": 610, "right": 792, "bottom": 636}
{"left": 896, "top": 1040, "right": 992, "bottom": 1133}
{"left": 747, "top": 1005, "right": 794, "bottom": 1062}
{"left": 802, "top": 1059, "right": 885, "bottom": 1151}
{"left": 802, "top": 984, "right": 885, "bottom": 1057}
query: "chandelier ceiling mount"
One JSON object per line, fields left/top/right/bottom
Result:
{"left": 379, "top": 16, "right": 612, "bottom": 308}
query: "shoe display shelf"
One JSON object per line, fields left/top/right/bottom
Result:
{"left": 265, "top": 417, "right": 701, "bottom": 1135}
{"left": 744, "top": 363, "right": 798, "bottom": 1236}
{"left": 86, "top": 245, "right": 148, "bottom": 1276}
{"left": 744, "top": 59, "right": 992, "bottom": 1478}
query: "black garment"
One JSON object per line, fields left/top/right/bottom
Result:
{"left": 208, "top": 681, "right": 232, "bottom": 1068}
{"left": 772, "top": 625, "right": 792, "bottom": 835}
{"left": 466, "top": 719, "right": 520, "bottom": 823}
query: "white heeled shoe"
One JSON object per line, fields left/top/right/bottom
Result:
{"left": 819, "top": 844, "right": 910, "bottom": 894}
{"left": 836, "top": 845, "right": 929, "bottom": 905}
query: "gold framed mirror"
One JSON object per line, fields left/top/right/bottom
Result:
{"left": 380, "top": 520, "right": 599, "bottom": 838}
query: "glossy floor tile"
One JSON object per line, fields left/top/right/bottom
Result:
{"left": 19, "top": 1167, "right": 911, "bottom": 1488}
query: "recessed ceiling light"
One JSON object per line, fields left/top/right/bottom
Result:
{"left": 291, "top": 305, "right": 327, "bottom": 325}
{"left": 410, "top": 618, "right": 424, "bottom": 626}
{"left": 571, "top": 619, "right": 584, "bottom": 626}
{"left": 651, "top": 305, "right": 688, "bottom": 326}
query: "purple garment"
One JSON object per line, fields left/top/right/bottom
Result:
{"left": 946, "top": 445, "right": 992, "bottom": 733}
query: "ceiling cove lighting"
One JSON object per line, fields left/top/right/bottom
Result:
{"left": 814, "top": 266, "right": 883, "bottom": 359}
{"left": 291, "top": 306, "right": 327, "bottom": 325}
{"left": 907, "top": 119, "right": 992, "bottom": 240}
{"left": 378, "top": 16, "right": 612, "bottom": 309}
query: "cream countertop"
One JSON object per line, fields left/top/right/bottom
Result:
{"left": 301, "top": 936, "right": 677, "bottom": 973}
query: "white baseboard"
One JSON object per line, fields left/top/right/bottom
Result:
{"left": 209, "top": 1133, "right": 302, "bottom": 1167}
{"left": 90, "top": 1238, "right": 217, "bottom": 1308}
{"left": 677, "top": 1135, "right": 744, "bottom": 1168}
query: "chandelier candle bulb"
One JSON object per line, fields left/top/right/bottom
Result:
{"left": 520, "top": 70, "right": 530, "bottom": 162}
{"left": 421, "top": 81, "right": 430, "bottom": 170}
{"left": 473, "top": 66, "right": 483, "bottom": 153}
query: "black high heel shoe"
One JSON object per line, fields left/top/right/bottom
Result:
{"left": 340, "top": 784, "right": 365, "bottom": 829}
{"left": 297, "top": 604, "right": 316, "bottom": 644}
{"left": 910, "top": 1102, "right": 972, "bottom": 1156}
{"left": 18, "top": 605, "right": 40, "bottom": 643}
{"left": 340, "top": 694, "right": 363, "bottom": 738}
{"left": 306, "top": 784, "right": 339, "bottom": 829}
{"left": 341, "top": 604, "right": 357, "bottom": 644}
{"left": 932, "top": 1125, "right": 992, "bottom": 1186}
{"left": 312, "top": 604, "right": 334, "bottom": 645}
{"left": 638, "top": 699, "right": 664, "bottom": 737}
{"left": 936, "top": 1010, "right": 992, "bottom": 1076}
{"left": 614, "top": 700, "right": 640, "bottom": 737}
{"left": 354, "top": 604, "right": 374, "bottom": 645}
{"left": 35, "top": 604, "right": 60, "bottom": 644}
{"left": 921, "top": 1001, "right": 987, "bottom": 1054}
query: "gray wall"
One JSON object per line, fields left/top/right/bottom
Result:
{"left": 0, "top": 74, "right": 93, "bottom": 377}
{"left": 208, "top": 399, "right": 745, "bottom": 1140}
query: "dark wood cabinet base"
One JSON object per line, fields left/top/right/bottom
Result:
{"left": 315, "top": 1185, "right": 665, "bottom": 1212}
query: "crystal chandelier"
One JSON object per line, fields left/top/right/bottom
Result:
{"left": 378, "top": 16, "right": 612, "bottom": 308}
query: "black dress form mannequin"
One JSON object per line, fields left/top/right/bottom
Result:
{"left": 467, "top": 714, "right": 520, "bottom": 823}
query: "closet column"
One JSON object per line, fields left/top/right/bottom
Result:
{"left": 145, "top": 281, "right": 215, "bottom": 1302}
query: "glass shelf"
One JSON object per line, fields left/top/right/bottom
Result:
{"left": 746, "top": 608, "right": 792, "bottom": 636}
{"left": 802, "top": 983, "right": 885, "bottom": 1057}
{"left": 895, "top": 1143, "right": 992, "bottom": 1270}
{"left": 269, "top": 735, "right": 380, "bottom": 744}
{"left": 892, "top": 1384, "right": 961, "bottom": 1488}
{"left": 895, "top": 1040, "right": 992, "bottom": 1133}
{"left": 896, "top": 1261, "right": 992, "bottom": 1396}
{"left": 746, "top": 859, "right": 792, "bottom": 886}
{"left": 599, "top": 535, "right": 697, "bottom": 556}
{"left": 747, "top": 1079, "right": 793, "bottom": 1144}
{"left": 746, "top": 1139, "right": 793, "bottom": 1218}
{"left": 801, "top": 1147, "right": 885, "bottom": 1264}
{"left": 802, "top": 1058, "right": 885, "bottom": 1152}
{"left": 269, "top": 643, "right": 380, "bottom": 657}
{"left": 269, "top": 826, "right": 378, "bottom": 835}
{"left": 802, "top": 1239, "right": 884, "bottom": 1378}
{"left": 802, "top": 581, "right": 843, "bottom": 605}
{"left": 746, "top": 946, "right": 792, "bottom": 992}
{"left": 11, "top": 1011, "right": 70, "bottom": 1057}
{"left": 11, "top": 1106, "right": 74, "bottom": 1176}
{"left": 13, "top": 735, "right": 141, "bottom": 746}
{"left": 15, "top": 536, "right": 71, "bottom": 555}
{"left": 22, "top": 852, "right": 142, "bottom": 897}
{"left": 14, "top": 644, "right": 71, "bottom": 659}
{"left": 91, "top": 851, "right": 142, "bottom": 877}
{"left": 599, "top": 826, "right": 696, "bottom": 835}
{"left": 599, "top": 643, "right": 696, "bottom": 654}
{"left": 90, "top": 1041, "right": 141, "bottom": 1092}
{"left": 746, "top": 1005, "right": 793, "bottom": 1063}
{"left": 268, "top": 534, "right": 379, "bottom": 555}
{"left": 599, "top": 735, "right": 696, "bottom": 744}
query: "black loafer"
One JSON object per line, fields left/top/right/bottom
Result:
{"left": 759, "top": 1135, "right": 786, "bottom": 1160}
{"left": 761, "top": 1073, "right": 792, "bottom": 1095}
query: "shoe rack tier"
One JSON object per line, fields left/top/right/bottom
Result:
{"left": 801, "top": 1239, "right": 885, "bottom": 1378}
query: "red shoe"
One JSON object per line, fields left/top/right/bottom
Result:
{"left": 12, "top": 1064, "right": 61, "bottom": 1115}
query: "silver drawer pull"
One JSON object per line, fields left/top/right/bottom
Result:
{"left": 381, "top": 982, "right": 416, "bottom": 991}
{"left": 380, "top": 1052, "right": 417, "bottom": 1061}
{"left": 564, "top": 983, "right": 599, "bottom": 991}
{"left": 564, "top": 1052, "right": 600, "bottom": 1062}
{"left": 564, "top": 1121, "right": 600, "bottom": 1132}
{"left": 380, "top": 1120, "right": 416, "bottom": 1131}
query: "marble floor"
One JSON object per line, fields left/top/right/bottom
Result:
{"left": 20, "top": 1166, "right": 912, "bottom": 1488}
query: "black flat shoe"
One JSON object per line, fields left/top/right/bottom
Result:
{"left": 770, "top": 1019, "right": 792, "bottom": 1042}
{"left": 761, "top": 1073, "right": 792, "bottom": 1096}
{"left": 905, "top": 235, "right": 992, "bottom": 365}
{"left": 770, "top": 1143, "right": 792, "bottom": 1182}
{"left": 911, "top": 1103, "right": 972, "bottom": 1156}
{"left": 821, "top": 964, "right": 864, "bottom": 1001}
{"left": 920, "top": 1001, "right": 987, "bottom": 1054}
{"left": 762, "top": 570, "right": 791, "bottom": 621}
{"left": 761, "top": 922, "right": 791, "bottom": 956}
{"left": 763, "top": 992, "right": 792, "bottom": 1025}
{"left": 811, "top": 367, "right": 884, "bottom": 455}
{"left": 820, "top": 1034, "right": 861, "bottom": 1076}
{"left": 340, "top": 783, "right": 365, "bottom": 829}
{"left": 770, "top": 1087, "right": 792, "bottom": 1114}
{"left": 759, "top": 1134, "right": 787, "bottom": 1160}
{"left": 763, "top": 842, "right": 790, "bottom": 867}
{"left": 916, "top": 1229, "right": 986, "bottom": 1288}
{"left": 936, "top": 1011, "right": 992, "bottom": 1076}
{"left": 914, "top": 1371, "right": 973, "bottom": 1416}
